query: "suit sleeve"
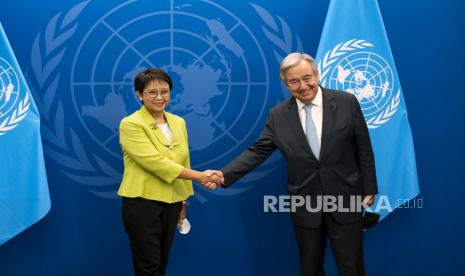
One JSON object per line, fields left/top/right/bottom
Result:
{"left": 351, "top": 95, "right": 378, "bottom": 195}
{"left": 120, "top": 119, "right": 184, "bottom": 183}
{"left": 222, "top": 111, "right": 277, "bottom": 187}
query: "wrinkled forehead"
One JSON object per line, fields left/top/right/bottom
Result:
{"left": 284, "top": 61, "right": 318, "bottom": 79}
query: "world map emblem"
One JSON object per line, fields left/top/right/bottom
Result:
{"left": 71, "top": 0, "right": 270, "bottom": 168}
{"left": 318, "top": 39, "right": 400, "bottom": 128}
{"left": 0, "top": 57, "right": 29, "bottom": 136}
{"left": 30, "top": 0, "right": 302, "bottom": 197}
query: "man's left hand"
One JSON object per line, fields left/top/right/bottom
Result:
{"left": 363, "top": 195, "right": 375, "bottom": 208}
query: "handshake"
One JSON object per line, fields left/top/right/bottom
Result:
{"left": 197, "top": 170, "right": 224, "bottom": 190}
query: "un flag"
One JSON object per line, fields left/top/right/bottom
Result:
{"left": 0, "top": 23, "right": 50, "bottom": 245}
{"left": 316, "top": 0, "right": 420, "bottom": 219}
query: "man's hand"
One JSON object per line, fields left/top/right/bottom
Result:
{"left": 197, "top": 170, "right": 223, "bottom": 190}
{"left": 362, "top": 195, "right": 375, "bottom": 208}
{"left": 201, "top": 170, "right": 224, "bottom": 190}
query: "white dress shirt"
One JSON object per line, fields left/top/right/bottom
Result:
{"left": 295, "top": 86, "right": 323, "bottom": 148}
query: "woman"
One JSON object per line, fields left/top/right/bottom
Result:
{"left": 118, "top": 68, "right": 220, "bottom": 276}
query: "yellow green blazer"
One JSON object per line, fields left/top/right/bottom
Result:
{"left": 117, "top": 106, "right": 193, "bottom": 203}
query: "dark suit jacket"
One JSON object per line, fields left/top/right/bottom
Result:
{"left": 222, "top": 87, "right": 378, "bottom": 228}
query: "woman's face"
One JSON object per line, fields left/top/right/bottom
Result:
{"left": 138, "top": 80, "right": 171, "bottom": 114}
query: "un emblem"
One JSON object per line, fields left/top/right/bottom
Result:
{"left": 71, "top": 0, "right": 270, "bottom": 168}
{"left": 30, "top": 0, "right": 303, "bottom": 198}
{"left": 318, "top": 39, "right": 400, "bottom": 128}
{"left": 0, "top": 57, "right": 29, "bottom": 136}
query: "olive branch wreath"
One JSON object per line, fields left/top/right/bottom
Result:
{"left": 0, "top": 92, "right": 30, "bottom": 136}
{"left": 251, "top": 3, "right": 304, "bottom": 100}
{"left": 29, "top": 0, "right": 122, "bottom": 198}
{"left": 221, "top": 3, "right": 307, "bottom": 186}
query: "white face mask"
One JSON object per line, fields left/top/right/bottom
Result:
{"left": 178, "top": 218, "right": 191, "bottom": 234}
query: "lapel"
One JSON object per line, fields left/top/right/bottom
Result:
{"left": 139, "top": 106, "right": 180, "bottom": 147}
{"left": 283, "top": 97, "right": 316, "bottom": 160}
{"left": 319, "top": 87, "right": 336, "bottom": 162}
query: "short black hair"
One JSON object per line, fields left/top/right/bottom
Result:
{"left": 134, "top": 68, "right": 173, "bottom": 93}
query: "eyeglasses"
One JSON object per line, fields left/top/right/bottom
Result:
{"left": 143, "top": 90, "right": 170, "bottom": 99}
{"left": 286, "top": 75, "right": 317, "bottom": 88}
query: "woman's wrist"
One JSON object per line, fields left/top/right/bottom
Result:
{"left": 195, "top": 171, "right": 207, "bottom": 183}
{"left": 178, "top": 168, "right": 204, "bottom": 183}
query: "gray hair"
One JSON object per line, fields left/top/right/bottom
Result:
{"left": 279, "top": 53, "right": 319, "bottom": 82}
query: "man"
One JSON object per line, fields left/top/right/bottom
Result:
{"left": 214, "top": 53, "right": 378, "bottom": 276}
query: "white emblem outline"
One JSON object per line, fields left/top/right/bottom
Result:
{"left": 317, "top": 39, "right": 400, "bottom": 129}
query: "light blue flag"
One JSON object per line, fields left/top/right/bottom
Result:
{"left": 0, "top": 23, "right": 50, "bottom": 245}
{"left": 316, "top": 0, "right": 419, "bottom": 219}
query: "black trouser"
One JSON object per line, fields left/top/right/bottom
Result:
{"left": 293, "top": 213, "right": 364, "bottom": 276}
{"left": 122, "top": 197, "right": 182, "bottom": 276}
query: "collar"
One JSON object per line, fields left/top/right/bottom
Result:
{"left": 139, "top": 106, "right": 180, "bottom": 146}
{"left": 296, "top": 86, "right": 323, "bottom": 110}
{"left": 140, "top": 105, "right": 171, "bottom": 126}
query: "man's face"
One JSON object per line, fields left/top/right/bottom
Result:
{"left": 284, "top": 60, "right": 319, "bottom": 104}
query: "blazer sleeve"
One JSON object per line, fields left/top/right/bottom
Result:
{"left": 182, "top": 119, "right": 191, "bottom": 170}
{"left": 351, "top": 95, "right": 378, "bottom": 195}
{"left": 222, "top": 111, "right": 277, "bottom": 187}
{"left": 120, "top": 119, "right": 184, "bottom": 183}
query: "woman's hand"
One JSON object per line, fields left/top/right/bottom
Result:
{"left": 198, "top": 170, "right": 223, "bottom": 190}
{"left": 178, "top": 201, "right": 188, "bottom": 232}
{"left": 177, "top": 168, "right": 223, "bottom": 190}
{"left": 179, "top": 202, "right": 187, "bottom": 221}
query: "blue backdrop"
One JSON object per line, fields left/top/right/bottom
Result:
{"left": 1, "top": 0, "right": 464, "bottom": 275}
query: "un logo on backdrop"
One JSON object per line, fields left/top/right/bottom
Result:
{"left": 0, "top": 57, "right": 29, "bottom": 136}
{"left": 318, "top": 39, "right": 400, "bottom": 128}
{"left": 72, "top": 0, "right": 270, "bottom": 168}
{"left": 30, "top": 0, "right": 301, "bottom": 197}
